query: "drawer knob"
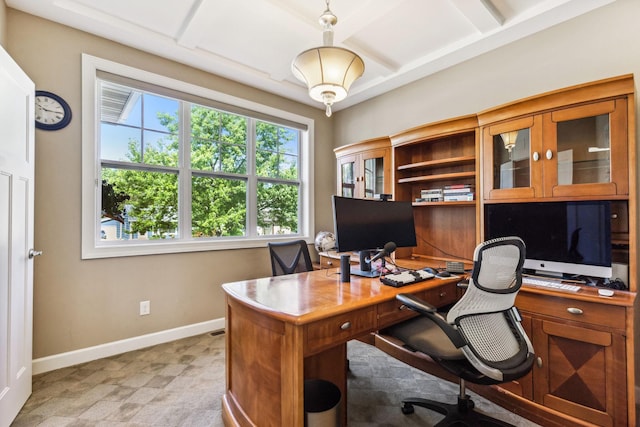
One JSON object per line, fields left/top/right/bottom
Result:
{"left": 340, "top": 321, "right": 351, "bottom": 330}
{"left": 439, "top": 291, "right": 447, "bottom": 298}
{"left": 399, "top": 304, "right": 407, "bottom": 311}
{"left": 536, "top": 357, "right": 543, "bottom": 368}
{"left": 567, "top": 307, "right": 583, "bottom": 315}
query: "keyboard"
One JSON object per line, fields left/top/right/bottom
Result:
{"left": 522, "top": 276, "right": 581, "bottom": 292}
{"left": 380, "top": 269, "right": 435, "bottom": 287}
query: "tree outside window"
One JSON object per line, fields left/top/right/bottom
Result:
{"left": 99, "top": 80, "right": 301, "bottom": 243}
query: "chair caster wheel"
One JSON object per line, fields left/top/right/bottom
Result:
{"left": 401, "top": 403, "right": 414, "bottom": 414}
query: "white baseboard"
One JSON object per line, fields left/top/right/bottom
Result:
{"left": 32, "top": 318, "right": 225, "bottom": 375}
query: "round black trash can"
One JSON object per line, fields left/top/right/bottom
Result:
{"left": 304, "top": 379, "right": 341, "bottom": 427}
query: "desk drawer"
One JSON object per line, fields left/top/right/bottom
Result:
{"left": 516, "top": 293, "right": 625, "bottom": 330}
{"left": 306, "top": 307, "right": 376, "bottom": 355}
{"left": 377, "top": 283, "right": 458, "bottom": 330}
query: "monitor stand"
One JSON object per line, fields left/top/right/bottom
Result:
{"left": 350, "top": 250, "right": 382, "bottom": 278}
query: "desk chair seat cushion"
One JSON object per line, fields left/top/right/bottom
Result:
{"left": 387, "top": 315, "right": 464, "bottom": 360}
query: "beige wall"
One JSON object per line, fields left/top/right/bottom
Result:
{"left": 6, "top": 9, "right": 335, "bottom": 358}
{"left": 0, "top": 1, "right": 6, "bottom": 46}
{"left": 333, "top": 0, "right": 640, "bottom": 386}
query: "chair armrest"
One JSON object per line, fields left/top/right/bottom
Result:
{"left": 396, "top": 293, "right": 437, "bottom": 315}
{"left": 397, "top": 293, "right": 466, "bottom": 348}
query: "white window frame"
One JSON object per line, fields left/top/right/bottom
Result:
{"left": 81, "top": 54, "right": 314, "bottom": 259}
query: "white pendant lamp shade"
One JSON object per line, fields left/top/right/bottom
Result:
{"left": 291, "top": 1, "right": 364, "bottom": 117}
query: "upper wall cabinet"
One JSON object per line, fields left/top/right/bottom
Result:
{"left": 390, "top": 115, "right": 480, "bottom": 264}
{"left": 334, "top": 136, "right": 391, "bottom": 199}
{"left": 478, "top": 75, "right": 633, "bottom": 201}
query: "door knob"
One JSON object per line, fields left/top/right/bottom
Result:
{"left": 28, "top": 249, "right": 42, "bottom": 258}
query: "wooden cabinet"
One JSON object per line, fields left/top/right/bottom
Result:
{"left": 514, "top": 291, "right": 632, "bottom": 427}
{"left": 390, "top": 115, "right": 480, "bottom": 265}
{"left": 334, "top": 136, "right": 391, "bottom": 199}
{"left": 354, "top": 75, "right": 636, "bottom": 427}
{"left": 479, "top": 75, "right": 633, "bottom": 202}
{"left": 475, "top": 75, "right": 636, "bottom": 426}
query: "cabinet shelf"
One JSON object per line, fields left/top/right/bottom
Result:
{"left": 397, "top": 155, "right": 475, "bottom": 172}
{"left": 413, "top": 201, "right": 476, "bottom": 207}
{"left": 398, "top": 171, "right": 475, "bottom": 184}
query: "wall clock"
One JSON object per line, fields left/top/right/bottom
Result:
{"left": 35, "top": 90, "right": 72, "bottom": 130}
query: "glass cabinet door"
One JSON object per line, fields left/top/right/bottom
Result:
{"left": 547, "top": 99, "right": 627, "bottom": 198}
{"left": 363, "top": 156, "right": 384, "bottom": 198}
{"left": 339, "top": 157, "right": 356, "bottom": 198}
{"left": 491, "top": 128, "right": 531, "bottom": 190}
{"left": 556, "top": 115, "right": 610, "bottom": 186}
{"left": 483, "top": 115, "right": 542, "bottom": 200}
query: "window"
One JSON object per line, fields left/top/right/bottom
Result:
{"left": 82, "top": 55, "right": 314, "bottom": 258}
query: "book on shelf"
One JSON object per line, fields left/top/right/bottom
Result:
{"left": 444, "top": 192, "right": 474, "bottom": 201}
{"left": 444, "top": 184, "right": 474, "bottom": 189}
{"left": 421, "top": 188, "right": 443, "bottom": 197}
{"left": 443, "top": 184, "right": 475, "bottom": 194}
{"left": 416, "top": 195, "right": 443, "bottom": 202}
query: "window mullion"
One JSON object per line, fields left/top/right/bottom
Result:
{"left": 246, "top": 119, "right": 257, "bottom": 238}
{"left": 180, "top": 102, "right": 192, "bottom": 240}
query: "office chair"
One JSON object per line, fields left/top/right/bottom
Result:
{"left": 375, "top": 236, "right": 534, "bottom": 426}
{"left": 268, "top": 239, "right": 313, "bottom": 276}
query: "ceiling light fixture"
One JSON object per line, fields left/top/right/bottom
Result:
{"left": 291, "top": 0, "right": 365, "bottom": 117}
{"left": 500, "top": 131, "right": 519, "bottom": 153}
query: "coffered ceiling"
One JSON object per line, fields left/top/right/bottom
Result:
{"left": 7, "top": 0, "right": 615, "bottom": 112}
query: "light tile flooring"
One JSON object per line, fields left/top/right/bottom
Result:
{"left": 12, "top": 332, "right": 542, "bottom": 426}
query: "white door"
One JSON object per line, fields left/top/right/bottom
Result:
{"left": 0, "top": 46, "right": 35, "bottom": 427}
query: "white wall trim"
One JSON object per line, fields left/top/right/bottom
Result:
{"left": 32, "top": 318, "right": 225, "bottom": 375}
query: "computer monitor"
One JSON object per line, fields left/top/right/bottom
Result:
{"left": 331, "top": 195, "right": 417, "bottom": 277}
{"left": 484, "top": 201, "right": 612, "bottom": 279}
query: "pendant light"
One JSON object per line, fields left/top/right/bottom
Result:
{"left": 291, "top": 0, "right": 365, "bottom": 117}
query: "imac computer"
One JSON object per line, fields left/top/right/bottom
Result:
{"left": 331, "top": 195, "right": 417, "bottom": 277}
{"left": 484, "top": 201, "right": 612, "bottom": 279}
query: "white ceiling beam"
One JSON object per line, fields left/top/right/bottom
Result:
{"left": 450, "top": 0, "right": 504, "bottom": 33}
{"left": 175, "top": 0, "right": 210, "bottom": 49}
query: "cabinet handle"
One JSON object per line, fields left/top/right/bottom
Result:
{"left": 546, "top": 149, "right": 553, "bottom": 160}
{"left": 340, "top": 321, "right": 352, "bottom": 330}
{"left": 439, "top": 291, "right": 447, "bottom": 298}
{"left": 532, "top": 151, "right": 540, "bottom": 161}
{"left": 567, "top": 307, "right": 584, "bottom": 315}
{"left": 399, "top": 304, "right": 407, "bottom": 311}
{"left": 536, "top": 357, "right": 543, "bottom": 368}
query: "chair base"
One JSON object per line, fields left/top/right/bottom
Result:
{"left": 401, "top": 394, "right": 514, "bottom": 427}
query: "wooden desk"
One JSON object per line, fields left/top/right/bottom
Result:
{"left": 221, "top": 267, "right": 460, "bottom": 427}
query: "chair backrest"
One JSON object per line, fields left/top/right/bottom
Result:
{"left": 268, "top": 240, "right": 313, "bottom": 276}
{"left": 447, "top": 236, "right": 534, "bottom": 382}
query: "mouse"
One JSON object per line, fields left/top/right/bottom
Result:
{"left": 423, "top": 267, "right": 438, "bottom": 275}
{"left": 436, "top": 271, "right": 452, "bottom": 278}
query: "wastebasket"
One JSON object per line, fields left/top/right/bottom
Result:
{"left": 304, "top": 379, "right": 341, "bottom": 427}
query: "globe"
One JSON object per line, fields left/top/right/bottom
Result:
{"left": 314, "top": 231, "right": 336, "bottom": 253}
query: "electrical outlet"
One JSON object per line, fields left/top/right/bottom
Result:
{"left": 139, "top": 300, "right": 150, "bottom": 316}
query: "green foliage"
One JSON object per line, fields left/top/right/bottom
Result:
{"left": 101, "top": 104, "right": 300, "bottom": 239}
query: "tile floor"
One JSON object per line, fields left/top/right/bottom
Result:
{"left": 12, "top": 332, "right": 543, "bottom": 426}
